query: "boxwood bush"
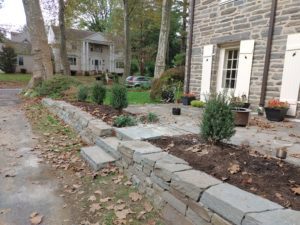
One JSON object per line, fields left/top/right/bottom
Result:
{"left": 111, "top": 84, "right": 128, "bottom": 111}
{"left": 77, "top": 85, "right": 89, "bottom": 102}
{"left": 200, "top": 93, "right": 235, "bottom": 143}
{"left": 191, "top": 100, "right": 205, "bottom": 108}
{"left": 92, "top": 82, "right": 106, "bottom": 105}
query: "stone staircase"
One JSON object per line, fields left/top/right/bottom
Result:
{"left": 81, "top": 133, "right": 124, "bottom": 170}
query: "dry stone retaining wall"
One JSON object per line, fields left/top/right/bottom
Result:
{"left": 42, "top": 98, "right": 300, "bottom": 225}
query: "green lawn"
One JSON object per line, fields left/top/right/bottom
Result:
{"left": 104, "top": 90, "right": 157, "bottom": 105}
{"left": 0, "top": 73, "right": 32, "bottom": 87}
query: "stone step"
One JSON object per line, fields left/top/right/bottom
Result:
{"left": 95, "top": 137, "right": 122, "bottom": 160}
{"left": 80, "top": 145, "right": 116, "bottom": 171}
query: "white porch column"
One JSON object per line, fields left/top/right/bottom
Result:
{"left": 82, "top": 41, "right": 86, "bottom": 73}
{"left": 86, "top": 42, "right": 90, "bottom": 72}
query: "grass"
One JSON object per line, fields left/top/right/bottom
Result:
{"left": 103, "top": 90, "right": 156, "bottom": 105}
{"left": 0, "top": 73, "right": 32, "bottom": 87}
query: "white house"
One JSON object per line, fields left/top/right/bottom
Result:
{"left": 47, "top": 26, "right": 124, "bottom": 75}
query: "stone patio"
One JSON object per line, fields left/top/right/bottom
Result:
{"left": 125, "top": 104, "right": 300, "bottom": 166}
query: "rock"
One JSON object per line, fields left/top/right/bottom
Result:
{"left": 242, "top": 209, "right": 300, "bottom": 225}
{"left": 154, "top": 163, "right": 192, "bottom": 182}
{"left": 200, "top": 183, "right": 283, "bottom": 225}
{"left": 171, "top": 170, "right": 221, "bottom": 201}
{"left": 118, "top": 141, "right": 162, "bottom": 159}
{"left": 162, "top": 191, "right": 187, "bottom": 215}
{"left": 80, "top": 146, "right": 116, "bottom": 171}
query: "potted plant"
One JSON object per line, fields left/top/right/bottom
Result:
{"left": 172, "top": 82, "right": 182, "bottom": 115}
{"left": 264, "top": 99, "right": 289, "bottom": 122}
{"left": 230, "top": 95, "right": 251, "bottom": 127}
{"left": 181, "top": 93, "right": 196, "bottom": 105}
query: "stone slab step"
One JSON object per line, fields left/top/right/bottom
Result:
{"left": 80, "top": 146, "right": 116, "bottom": 171}
{"left": 95, "top": 137, "right": 122, "bottom": 160}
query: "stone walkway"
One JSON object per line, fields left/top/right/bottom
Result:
{"left": 125, "top": 104, "right": 300, "bottom": 166}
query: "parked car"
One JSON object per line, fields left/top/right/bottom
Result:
{"left": 126, "top": 76, "right": 151, "bottom": 87}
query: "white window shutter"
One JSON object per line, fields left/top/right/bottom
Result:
{"left": 200, "top": 45, "right": 214, "bottom": 101}
{"left": 280, "top": 33, "right": 300, "bottom": 116}
{"left": 235, "top": 40, "right": 255, "bottom": 98}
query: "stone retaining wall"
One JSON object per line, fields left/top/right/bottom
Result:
{"left": 42, "top": 98, "right": 300, "bottom": 225}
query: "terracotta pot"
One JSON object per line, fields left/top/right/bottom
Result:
{"left": 232, "top": 108, "right": 251, "bottom": 127}
{"left": 265, "top": 107, "right": 288, "bottom": 122}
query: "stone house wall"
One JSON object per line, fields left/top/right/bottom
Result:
{"left": 187, "top": 0, "right": 300, "bottom": 116}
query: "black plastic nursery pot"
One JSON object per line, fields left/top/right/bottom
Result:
{"left": 181, "top": 96, "right": 196, "bottom": 106}
{"left": 264, "top": 107, "right": 288, "bottom": 122}
{"left": 172, "top": 107, "right": 181, "bottom": 115}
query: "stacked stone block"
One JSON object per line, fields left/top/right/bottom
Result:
{"left": 42, "top": 98, "right": 300, "bottom": 225}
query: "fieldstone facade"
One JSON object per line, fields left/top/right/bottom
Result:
{"left": 187, "top": 0, "right": 300, "bottom": 117}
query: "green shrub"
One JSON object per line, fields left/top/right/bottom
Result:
{"left": 150, "top": 66, "right": 184, "bottom": 101}
{"left": 113, "top": 115, "right": 137, "bottom": 127}
{"left": 191, "top": 100, "right": 205, "bottom": 108}
{"left": 77, "top": 85, "right": 89, "bottom": 102}
{"left": 140, "top": 112, "right": 159, "bottom": 123}
{"left": 35, "top": 75, "right": 79, "bottom": 97}
{"left": 200, "top": 93, "right": 235, "bottom": 143}
{"left": 92, "top": 82, "right": 106, "bottom": 105}
{"left": 111, "top": 84, "right": 128, "bottom": 111}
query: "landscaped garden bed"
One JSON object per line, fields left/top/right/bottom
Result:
{"left": 70, "top": 101, "right": 136, "bottom": 126}
{"left": 148, "top": 134, "right": 300, "bottom": 210}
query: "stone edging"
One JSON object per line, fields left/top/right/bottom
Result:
{"left": 42, "top": 98, "right": 300, "bottom": 225}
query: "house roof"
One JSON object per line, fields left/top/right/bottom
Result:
{"left": 51, "top": 26, "right": 97, "bottom": 41}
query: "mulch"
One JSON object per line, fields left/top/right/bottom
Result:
{"left": 69, "top": 101, "right": 135, "bottom": 125}
{"left": 148, "top": 134, "right": 300, "bottom": 210}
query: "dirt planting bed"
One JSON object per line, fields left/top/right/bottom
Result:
{"left": 148, "top": 134, "right": 300, "bottom": 210}
{"left": 70, "top": 101, "right": 136, "bottom": 125}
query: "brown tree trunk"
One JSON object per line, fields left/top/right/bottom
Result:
{"left": 154, "top": 0, "right": 172, "bottom": 78}
{"left": 59, "top": 0, "right": 71, "bottom": 75}
{"left": 22, "top": 0, "right": 53, "bottom": 88}
{"left": 181, "top": 0, "right": 188, "bottom": 53}
{"left": 122, "top": 0, "right": 131, "bottom": 82}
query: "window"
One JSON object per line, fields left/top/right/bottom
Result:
{"left": 116, "top": 61, "right": 124, "bottom": 69}
{"left": 68, "top": 57, "right": 77, "bottom": 66}
{"left": 18, "top": 56, "right": 24, "bottom": 66}
{"left": 222, "top": 49, "right": 239, "bottom": 89}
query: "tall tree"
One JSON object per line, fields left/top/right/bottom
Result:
{"left": 123, "top": 0, "right": 131, "bottom": 80}
{"left": 154, "top": 0, "right": 172, "bottom": 78}
{"left": 22, "top": 0, "right": 53, "bottom": 88}
{"left": 181, "top": 0, "right": 188, "bottom": 52}
{"left": 58, "top": 0, "right": 71, "bottom": 75}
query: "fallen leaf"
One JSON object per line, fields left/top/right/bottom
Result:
{"left": 88, "top": 195, "right": 97, "bottom": 201}
{"left": 275, "top": 193, "right": 284, "bottom": 200}
{"left": 114, "top": 204, "right": 126, "bottom": 211}
{"left": 291, "top": 187, "right": 300, "bottom": 195}
{"left": 228, "top": 163, "right": 240, "bottom": 174}
{"left": 129, "top": 192, "right": 142, "bottom": 202}
{"left": 144, "top": 202, "right": 153, "bottom": 212}
{"left": 100, "top": 197, "right": 111, "bottom": 203}
{"left": 89, "top": 203, "right": 101, "bottom": 213}
{"left": 29, "top": 212, "right": 43, "bottom": 225}
{"left": 137, "top": 211, "right": 146, "bottom": 220}
{"left": 94, "top": 190, "right": 102, "bottom": 196}
{"left": 115, "top": 209, "right": 132, "bottom": 220}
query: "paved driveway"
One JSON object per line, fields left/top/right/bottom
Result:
{"left": 0, "top": 89, "right": 71, "bottom": 225}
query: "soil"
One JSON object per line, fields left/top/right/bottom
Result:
{"left": 70, "top": 101, "right": 136, "bottom": 125}
{"left": 148, "top": 134, "right": 300, "bottom": 210}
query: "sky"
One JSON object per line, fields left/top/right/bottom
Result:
{"left": 0, "top": 0, "right": 26, "bottom": 31}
